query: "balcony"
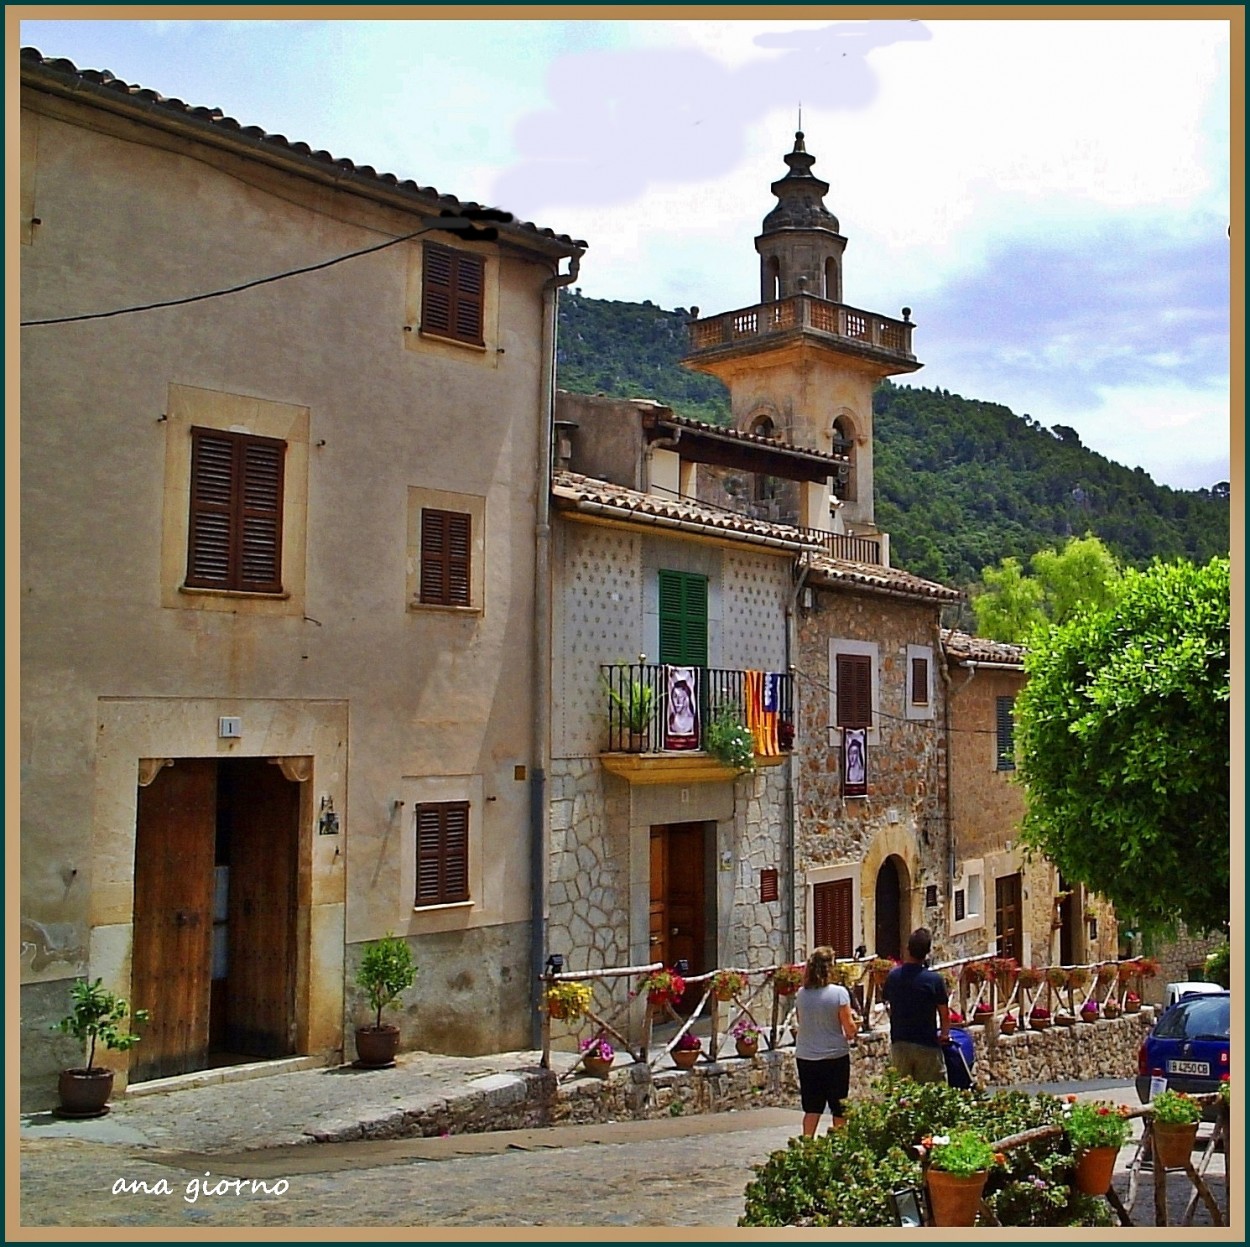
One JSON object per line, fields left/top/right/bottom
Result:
{"left": 797, "top": 526, "right": 884, "bottom": 566}
{"left": 599, "top": 663, "right": 794, "bottom": 784}
{"left": 685, "top": 294, "right": 916, "bottom": 368}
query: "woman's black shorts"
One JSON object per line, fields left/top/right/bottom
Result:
{"left": 796, "top": 1055, "right": 851, "bottom": 1116}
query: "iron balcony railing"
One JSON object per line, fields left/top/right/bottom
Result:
{"left": 601, "top": 663, "right": 795, "bottom": 755}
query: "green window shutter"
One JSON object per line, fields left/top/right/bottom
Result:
{"left": 996, "top": 696, "right": 1016, "bottom": 770}
{"left": 658, "top": 570, "right": 708, "bottom": 665}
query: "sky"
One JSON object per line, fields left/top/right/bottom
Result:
{"left": 16, "top": 12, "right": 1234, "bottom": 492}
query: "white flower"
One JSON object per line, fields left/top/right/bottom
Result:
{"left": 931, "top": 1135, "right": 951, "bottom": 1146}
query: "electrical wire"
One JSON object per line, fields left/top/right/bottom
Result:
{"left": 20, "top": 221, "right": 460, "bottom": 327}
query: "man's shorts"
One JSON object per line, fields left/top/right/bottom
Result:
{"left": 889, "top": 1040, "right": 947, "bottom": 1084}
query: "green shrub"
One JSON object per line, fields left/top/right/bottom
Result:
{"left": 1205, "top": 939, "right": 1230, "bottom": 988}
{"left": 705, "top": 702, "right": 755, "bottom": 771}
{"left": 739, "top": 1075, "right": 1109, "bottom": 1227}
{"left": 356, "top": 933, "right": 418, "bottom": 1029}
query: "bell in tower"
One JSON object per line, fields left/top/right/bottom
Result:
{"left": 755, "top": 131, "right": 847, "bottom": 304}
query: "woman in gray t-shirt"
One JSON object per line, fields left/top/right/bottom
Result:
{"left": 794, "top": 946, "right": 859, "bottom": 1135}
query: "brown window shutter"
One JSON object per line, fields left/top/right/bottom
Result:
{"left": 187, "top": 427, "right": 284, "bottom": 593}
{"left": 836, "top": 653, "right": 872, "bottom": 727}
{"left": 415, "top": 802, "right": 470, "bottom": 906}
{"left": 420, "top": 508, "right": 472, "bottom": 606}
{"left": 814, "top": 879, "right": 854, "bottom": 957}
{"left": 911, "top": 656, "right": 929, "bottom": 705}
{"left": 422, "top": 243, "right": 485, "bottom": 346}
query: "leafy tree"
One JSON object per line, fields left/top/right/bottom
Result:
{"left": 1015, "top": 557, "right": 1230, "bottom": 936}
{"left": 973, "top": 535, "right": 1121, "bottom": 642}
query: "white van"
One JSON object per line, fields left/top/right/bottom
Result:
{"left": 1162, "top": 980, "right": 1224, "bottom": 1010}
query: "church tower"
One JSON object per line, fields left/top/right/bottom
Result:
{"left": 683, "top": 132, "right": 921, "bottom": 548}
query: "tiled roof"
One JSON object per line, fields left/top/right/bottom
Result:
{"left": 552, "top": 471, "right": 821, "bottom": 551}
{"left": 19, "top": 48, "right": 585, "bottom": 253}
{"left": 807, "top": 554, "right": 964, "bottom": 604}
{"left": 941, "top": 629, "right": 1026, "bottom": 666}
{"left": 553, "top": 471, "right": 965, "bottom": 603}
{"left": 642, "top": 410, "right": 849, "bottom": 466}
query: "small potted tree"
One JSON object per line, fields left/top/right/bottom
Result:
{"left": 55, "top": 978, "right": 149, "bottom": 1116}
{"left": 354, "top": 932, "right": 418, "bottom": 1068}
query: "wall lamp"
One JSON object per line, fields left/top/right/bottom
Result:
{"left": 545, "top": 953, "right": 565, "bottom": 976}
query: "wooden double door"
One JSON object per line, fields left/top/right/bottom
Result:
{"left": 995, "top": 872, "right": 1023, "bottom": 961}
{"left": 130, "top": 757, "right": 300, "bottom": 1082}
{"left": 649, "top": 822, "right": 708, "bottom": 1009}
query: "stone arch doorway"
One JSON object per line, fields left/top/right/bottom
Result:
{"left": 874, "top": 855, "right": 909, "bottom": 960}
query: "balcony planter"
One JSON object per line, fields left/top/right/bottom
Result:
{"left": 925, "top": 1169, "right": 987, "bottom": 1227}
{"left": 1074, "top": 1146, "right": 1119, "bottom": 1196}
{"left": 1152, "top": 1122, "right": 1198, "bottom": 1169}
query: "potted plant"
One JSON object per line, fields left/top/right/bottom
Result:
{"left": 971, "top": 1000, "right": 994, "bottom": 1026}
{"left": 1103, "top": 996, "right": 1123, "bottom": 1018}
{"left": 355, "top": 933, "right": 418, "bottom": 1067}
{"left": 731, "top": 1018, "right": 764, "bottom": 1058}
{"left": 868, "top": 957, "right": 897, "bottom": 990}
{"left": 1123, "top": 990, "right": 1142, "bottom": 1014}
{"left": 637, "top": 967, "right": 686, "bottom": 1009}
{"left": 1150, "top": 1090, "right": 1202, "bottom": 1168}
{"left": 1064, "top": 1099, "right": 1132, "bottom": 1194}
{"left": 603, "top": 673, "right": 656, "bottom": 751}
{"left": 772, "top": 963, "right": 805, "bottom": 996}
{"left": 777, "top": 719, "right": 795, "bottom": 752}
{"left": 712, "top": 969, "right": 747, "bottom": 1002}
{"left": 961, "top": 959, "right": 993, "bottom": 986}
{"left": 671, "top": 1030, "right": 702, "bottom": 1069}
{"left": 990, "top": 956, "right": 1019, "bottom": 993}
{"left": 1029, "top": 1004, "right": 1052, "bottom": 1031}
{"left": 546, "top": 979, "right": 593, "bottom": 1021}
{"left": 1136, "top": 956, "right": 1161, "bottom": 979}
{"left": 1054, "top": 1010, "right": 1077, "bottom": 1027}
{"left": 579, "top": 1034, "right": 615, "bottom": 1079}
{"left": 55, "top": 979, "right": 149, "bottom": 1116}
{"left": 1045, "top": 965, "right": 1069, "bottom": 991}
{"left": 923, "top": 1129, "right": 998, "bottom": 1226}
{"left": 1000, "top": 1011, "right": 1018, "bottom": 1035}
{"left": 1067, "top": 966, "right": 1091, "bottom": 992}
{"left": 705, "top": 702, "right": 756, "bottom": 771}
{"left": 1079, "top": 999, "right": 1100, "bottom": 1023}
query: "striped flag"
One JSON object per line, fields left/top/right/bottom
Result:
{"left": 745, "top": 670, "right": 781, "bottom": 756}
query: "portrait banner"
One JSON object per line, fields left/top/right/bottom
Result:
{"left": 664, "top": 665, "right": 700, "bottom": 751}
{"left": 843, "top": 727, "right": 868, "bottom": 797}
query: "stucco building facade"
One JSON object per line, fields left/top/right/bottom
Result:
{"left": 19, "top": 50, "right": 583, "bottom": 1105}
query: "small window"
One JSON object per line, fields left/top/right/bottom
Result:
{"left": 910, "top": 656, "right": 929, "bottom": 706}
{"left": 835, "top": 653, "right": 872, "bottom": 728}
{"left": 420, "top": 509, "right": 472, "bottom": 606}
{"left": 415, "top": 802, "right": 470, "bottom": 906}
{"left": 925, "top": 885, "right": 938, "bottom": 908}
{"left": 658, "top": 570, "right": 708, "bottom": 666}
{"left": 996, "top": 696, "right": 1016, "bottom": 770}
{"left": 967, "top": 874, "right": 983, "bottom": 918}
{"left": 186, "top": 426, "right": 285, "bottom": 593}
{"left": 954, "top": 889, "right": 966, "bottom": 922}
{"left": 812, "top": 878, "right": 854, "bottom": 957}
{"left": 760, "top": 868, "right": 779, "bottom": 903}
{"left": 421, "top": 242, "right": 485, "bottom": 346}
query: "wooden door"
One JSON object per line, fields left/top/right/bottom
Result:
{"left": 649, "top": 823, "right": 707, "bottom": 1004}
{"left": 222, "top": 759, "right": 299, "bottom": 1058}
{"left": 131, "top": 759, "right": 216, "bottom": 1081}
{"left": 996, "top": 872, "right": 1023, "bottom": 961}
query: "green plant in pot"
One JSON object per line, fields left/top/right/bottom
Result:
{"left": 706, "top": 701, "right": 756, "bottom": 771}
{"left": 355, "top": 933, "right": 418, "bottom": 1068}
{"left": 603, "top": 673, "right": 656, "bottom": 750}
{"left": 55, "top": 978, "right": 149, "bottom": 1116}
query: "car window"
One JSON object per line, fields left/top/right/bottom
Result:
{"left": 1155, "top": 996, "right": 1229, "bottom": 1040}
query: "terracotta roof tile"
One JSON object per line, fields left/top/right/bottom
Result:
{"left": 941, "top": 629, "right": 1026, "bottom": 666}
{"left": 807, "top": 553, "right": 963, "bottom": 603}
{"left": 20, "top": 48, "right": 585, "bottom": 252}
{"left": 644, "top": 410, "right": 849, "bottom": 465}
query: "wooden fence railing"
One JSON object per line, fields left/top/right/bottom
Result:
{"left": 539, "top": 954, "right": 1162, "bottom": 1073}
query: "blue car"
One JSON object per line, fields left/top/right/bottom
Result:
{"left": 1136, "top": 991, "right": 1230, "bottom": 1109}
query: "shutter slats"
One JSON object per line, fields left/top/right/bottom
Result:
{"left": 414, "top": 803, "right": 470, "bottom": 906}
{"left": 187, "top": 427, "right": 284, "bottom": 593}
{"left": 836, "top": 654, "right": 872, "bottom": 728}
{"left": 658, "top": 570, "right": 708, "bottom": 665}
{"left": 420, "top": 509, "right": 472, "bottom": 606}
{"left": 911, "top": 656, "right": 929, "bottom": 705}
{"left": 813, "top": 879, "right": 854, "bottom": 957}
{"left": 996, "top": 696, "right": 1016, "bottom": 770}
{"left": 422, "top": 244, "right": 484, "bottom": 345}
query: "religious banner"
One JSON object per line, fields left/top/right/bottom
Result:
{"left": 842, "top": 727, "right": 868, "bottom": 797}
{"left": 663, "top": 665, "right": 700, "bottom": 751}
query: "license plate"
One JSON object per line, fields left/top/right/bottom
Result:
{"left": 1167, "top": 1060, "right": 1210, "bottom": 1076}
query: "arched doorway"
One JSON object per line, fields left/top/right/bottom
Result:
{"left": 874, "top": 855, "right": 907, "bottom": 960}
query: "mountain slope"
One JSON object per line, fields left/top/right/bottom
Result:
{"left": 556, "top": 291, "right": 1228, "bottom": 586}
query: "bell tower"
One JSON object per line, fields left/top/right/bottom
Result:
{"left": 682, "top": 132, "right": 921, "bottom": 546}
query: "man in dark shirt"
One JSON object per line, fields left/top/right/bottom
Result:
{"left": 882, "top": 927, "right": 950, "bottom": 1083}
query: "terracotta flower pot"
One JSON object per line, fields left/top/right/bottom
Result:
{"left": 672, "top": 1048, "right": 700, "bottom": 1070}
{"left": 582, "top": 1054, "right": 613, "bottom": 1079}
{"left": 735, "top": 1038, "right": 760, "bottom": 1058}
{"left": 1074, "top": 1145, "right": 1119, "bottom": 1195}
{"left": 925, "top": 1168, "right": 987, "bottom": 1227}
{"left": 1124, "top": 1001, "right": 1140, "bottom": 1014}
{"left": 1000, "top": 1018, "right": 1018, "bottom": 1035}
{"left": 1152, "top": 1121, "right": 1198, "bottom": 1169}
{"left": 57, "top": 1068, "right": 114, "bottom": 1117}
{"left": 354, "top": 1023, "right": 400, "bottom": 1068}
{"left": 1030, "top": 1017, "right": 1052, "bottom": 1031}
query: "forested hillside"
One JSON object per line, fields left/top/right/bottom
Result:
{"left": 556, "top": 291, "right": 1229, "bottom": 587}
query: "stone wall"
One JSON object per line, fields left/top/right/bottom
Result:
{"left": 550, "top": 1011, "right": 1156, "bottom": 1127}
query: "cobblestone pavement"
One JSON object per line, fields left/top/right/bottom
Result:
{"left": 17, "top": 1060, "right": 1231, "bottom": 1232}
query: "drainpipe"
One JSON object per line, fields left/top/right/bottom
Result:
{"left": 530, "top": 251, "right": 581, "bottom": 1050}
{"left": 783, "top": 553, "right": 814, "bottom": 961}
